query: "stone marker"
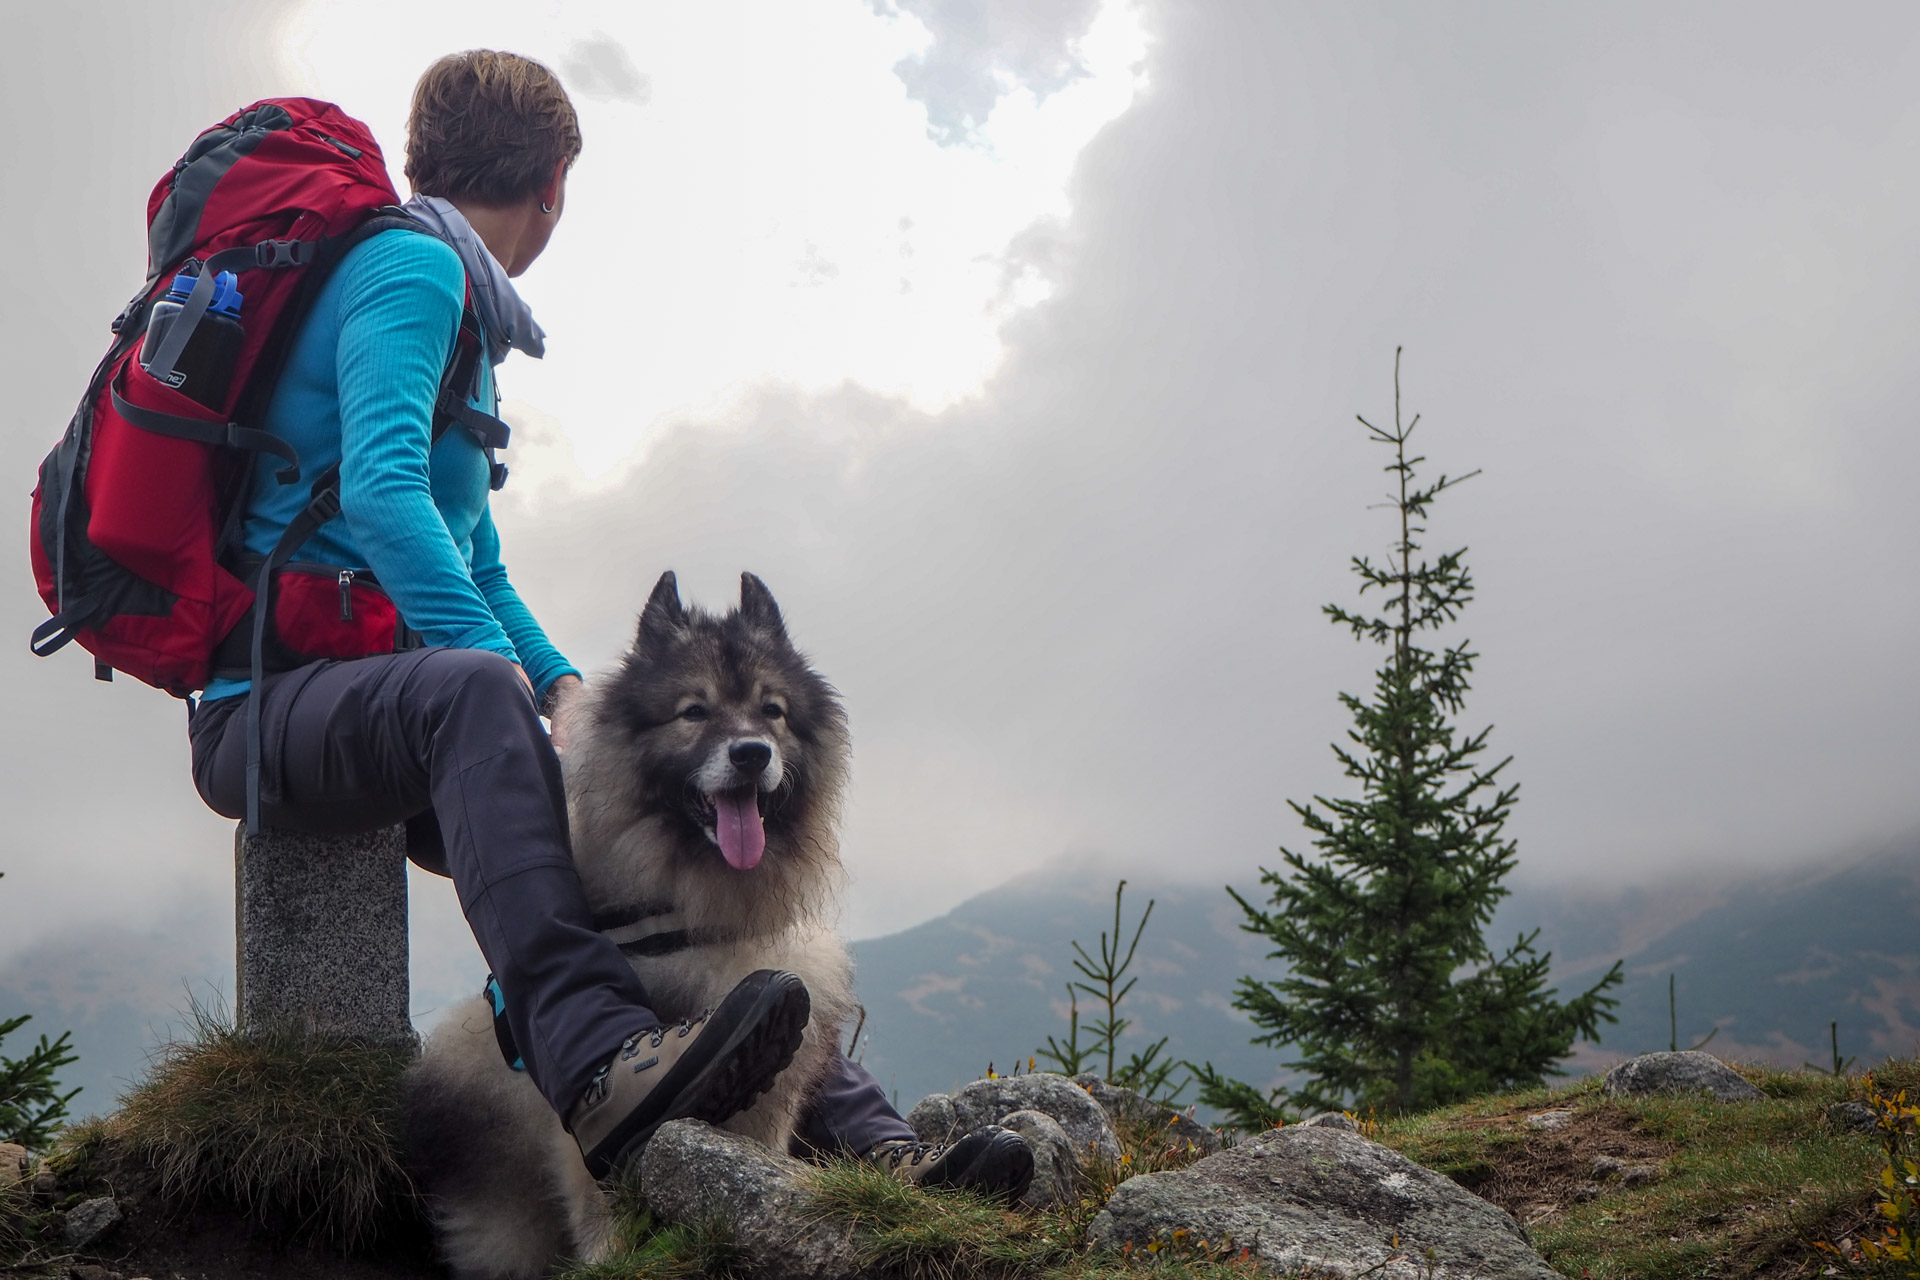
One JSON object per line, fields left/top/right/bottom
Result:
{"left": 234, "top": 823, "right": 413, "bottom": 1047}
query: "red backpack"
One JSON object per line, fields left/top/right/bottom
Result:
{"left": 28, "top": 99, "right": 505, "bottom": 698}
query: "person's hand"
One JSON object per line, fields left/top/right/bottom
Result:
{"left": 545, "top": 674, "right": 585, "bottom": 753}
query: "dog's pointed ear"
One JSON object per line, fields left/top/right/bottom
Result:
{"left": 739, "top": 572, "right": 786, "bottom": 637}
{"left": 636, "top": 571, "right": 686, "bottom": 652}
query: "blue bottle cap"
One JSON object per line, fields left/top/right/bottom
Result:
{"left": 164, "top": 270, "right": 244, "bottom": 316}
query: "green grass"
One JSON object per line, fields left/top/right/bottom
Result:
{"left": 93, "top": 1006, "right": 423, "bottom": 1249}
{"left": 561, "top": 1064, "right": 1907, "bottom": 1279}
{"left": 1375, "top": 1061, "right": 1895, "bottom": 1279}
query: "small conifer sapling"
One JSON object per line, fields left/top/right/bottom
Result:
{"left": 1196, "top": 351, "right": 1623, "bottom": 1119}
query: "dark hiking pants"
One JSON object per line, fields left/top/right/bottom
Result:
{"left": 188, "top": 646, "right": 912, "bottom": 1155}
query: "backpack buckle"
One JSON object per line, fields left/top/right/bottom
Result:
{"left": 255, "top": 239, "right": 310, "bottom": 269}
{"left": 307, "top": 487, "right": 343, "bottom": 522}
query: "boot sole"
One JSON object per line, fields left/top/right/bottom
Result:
{"left": 590, "top": 969, "right": 811, "bottom": 1177}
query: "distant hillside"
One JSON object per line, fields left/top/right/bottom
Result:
{"left": 850, "top": 843, "right": 1920, "bottom": 1112}
{"left": 848, "top": 872, "right": 1282, "bottom": 1109}
{"left": 1505, "top": 842, "right": 1920, "bottom": 1070}
{"left": 5, "top": 842, "right": 1916, "bottom": 1123}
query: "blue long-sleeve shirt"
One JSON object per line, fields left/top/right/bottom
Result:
{"left": 201, "top": 228, "right": 578, "bottom": 701}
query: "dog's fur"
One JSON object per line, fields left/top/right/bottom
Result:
{"left": 405, "top": 572, "right": 855, "bottom": 1279}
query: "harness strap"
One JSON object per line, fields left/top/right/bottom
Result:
{"left": 432, "top": 305, "right": 511, "bottom": 490}
{"left": 243, "top": 466, "right": 343, "bottom": 834}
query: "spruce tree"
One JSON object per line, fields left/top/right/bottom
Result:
{"left": 0, "top": 875, "right": 78, "bottom": 1150}
{"left": 1204, "top": 351, "right": 1622, "bottom": 1118}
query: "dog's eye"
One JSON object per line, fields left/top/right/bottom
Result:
{"left": 762, "top": 703, "right": 785, "bottom": 720}
{"left": 679, "top": 704, "right": 708, "bottom": 721}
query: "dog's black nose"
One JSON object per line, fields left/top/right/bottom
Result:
{"left": 729, "top": 740, "right": 773, "bottom": 776}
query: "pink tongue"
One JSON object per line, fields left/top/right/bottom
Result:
{"left": 714, "top": 791, "right": 766, "bottom": 870}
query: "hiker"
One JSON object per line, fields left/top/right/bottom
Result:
{"left": 169, "top": 50, "right": 1005, "bottom": 1186}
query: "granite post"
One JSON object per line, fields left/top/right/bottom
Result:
{"left": 234, "top": 823, "right": 415, "bottom": 1047}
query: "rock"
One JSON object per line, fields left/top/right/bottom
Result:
{"left": 924, "top": 1074, "right": 1122, "bottom": 1167}
{"left": 1570, "top": 1182, "right": 1602, "bottom": 1203}
{"left": 1589, "top": 1155, "right": 1624, "bottom": 1180}
{"left": 1299, "top": 1111, "right": 1361, "bottom": 1132}
{"left": 1601, "top": 1051, "right": 1765, "bottom": 1103}
{"left": 998, "top": 1109, "right": 1083, "bottom": 1210}
{"left": 1619, "top": 1164, "right": 1662, "bottom": 1189}
{"left": 69, "top": 1266, "right": 115, "bottom": 1280}
{"left": 905, "top": 1093, "right": 959, "bottom": 1143}
{"left": 1830, "top": 1101, "right": 1879, "bottom": 1134}
{"left": 1525, "top": 1110, "right": 1574, "bottom": 1132}
{"left": 639, "top": 1120, "right": 858, "bottom": 1280}
{"left": 0, "top": 1143, "right": 26, "bottom": 1188}
{"left": 1088, "top": 1124, "right": 1558, "bottom": 1279}
{"left": 1073, "top": 1075, "right": 1224, "bottom": 1154}
{"left": 61, "top": 1197, "right": 122, "bottom": 1249}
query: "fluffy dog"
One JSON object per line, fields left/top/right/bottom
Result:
{"left": 405, "top": 571, "right": 855, "bottom": 1279}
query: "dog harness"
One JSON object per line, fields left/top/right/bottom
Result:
{"left": 484, "top": 900, "right": 734, "bottom": 1073}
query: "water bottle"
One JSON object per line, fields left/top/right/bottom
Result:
{"left": 140, "top": 269, "right": 245, "bottom": 408}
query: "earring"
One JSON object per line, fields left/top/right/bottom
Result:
{"left": 540, "top": 200, "right": 555, "bottom": 214}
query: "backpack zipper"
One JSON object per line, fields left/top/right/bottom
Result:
{"left": 338, "top": 569, "right": 355, "bottom": 621}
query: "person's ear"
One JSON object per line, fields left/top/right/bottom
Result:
{"left": 540, "top": 162, "right": 566, "bottom": 217}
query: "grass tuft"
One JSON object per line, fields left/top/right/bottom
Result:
{"left": 808, "top": 1155, "right": 1076, "bottom": 1278}
{"left": 110, "top": 1003, "right": 419, "bottom": 1249}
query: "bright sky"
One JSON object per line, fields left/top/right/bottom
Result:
{"left": 277, "top": 0, "right": 1149, "bottom": 485}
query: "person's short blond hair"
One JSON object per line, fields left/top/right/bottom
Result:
{"left": 405, "top": 50, "right": 582, "bottom": 207}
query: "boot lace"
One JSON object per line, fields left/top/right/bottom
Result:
{"left": 876, "top": 1140, "right": 943, "bottom": 1171}
{"left": 621, "top": 1009, "right": 709, "bottom": 1058}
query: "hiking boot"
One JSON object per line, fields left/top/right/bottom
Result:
{"left": 868, "top": 1125, "right": 1035, "bottom": 1202}
{"left": 571, "top": 968, "right": 810, "bottom": 1178}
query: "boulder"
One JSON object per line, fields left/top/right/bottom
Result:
{"left": 1298, "top": 1111, "right": 1360, "bottom": 1132}
{"left": 1087, "top": 1125, "right": 1558, "bottom": 1280}
{"left": 998, "top": 1109, "right": 1083, "bottom": 1210}
{"left": 61, "top": 1197, "right": 123, "bottom": 1249}
{"left": 1601, "top": 1051, "right": 1765, "bottom": 1103}
{"left": 0, "top": 1142, "right": 26, "bottom": 1189}
{"left": 1829, "top": 1101, "right": 1879, "bottom": 1134}
{"left": 911, "top": 1073, "right": 1122, "bottom": 1167}
{"left": 1524, "top": 1110, "right": 1574, "bottom": 1132}
{"left": 904, "top": 1093, "right": 959, "bottom": 1143}
{"left": 639, "top": 1119, "right": 859, "bottom": 1280}
{"left": 1073, "top": 1075, "right": 1223, "bottom": 1154}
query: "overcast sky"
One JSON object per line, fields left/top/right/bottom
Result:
{"left": 3, "top": 2, "right": 1916, "bottom": 1006}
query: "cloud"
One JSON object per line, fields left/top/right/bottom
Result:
{"left": 3, "top": 1, "right": 1918, "bottom": 977}
{"left": 561, "top": 32, "right": 651, "bottom": 105}
{"left": 875, "top": 0, "right": 1105, "bottom": 143}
